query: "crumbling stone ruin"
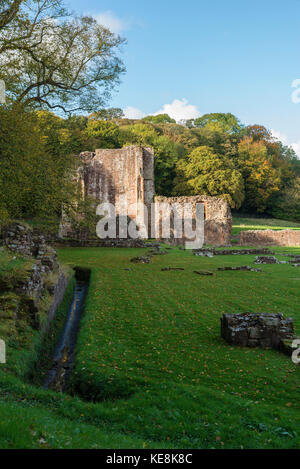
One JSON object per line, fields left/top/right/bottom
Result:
{"left": 255, "top": 256, "right": 279, "bottom": 265}
{"left": 155, "top": 195, "right": 232, "bottom": 246}
{"left": 218, "top": 266, "right": 262, "bottom": 272}
{"left": 193, "top": 248, "right": 273, "bottom": 257}
{"left": 3, "top": 223, "right": 58, "bottom": 273}
{"left": 59, "top": 146, "right": 155, "bottom": 240}
{"left": 221, "top": 313, "right": 295, "bottom": 351}
{"left": 239, "top": 230, "right": 300, "bottom": 247}
{"left": 1, "top": 223, "right": 69, "bottom": 330}
{"left": 130, "top": 256, "right": 151, "bottom": 264}
{"left": 59, "top": 147, "right": 233, "bottom": 246}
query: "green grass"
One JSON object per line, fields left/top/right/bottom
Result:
{"left": 0, "top": 246, "right": 300, "bottom": 448}
{"left": 61, "top": 247, "right": 300, "bottom": 448}
{"left": 232, "top": 217, "right": 300, "bottom": 236}
{"left": 0, "top": 249, "right": 32, "bottom": 275}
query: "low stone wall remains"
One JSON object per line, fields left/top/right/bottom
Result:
{"left": 221, "top": 313, "right": 295, "bottom": 350}
{"left": 239, "top": 230, "right": 300, "bottom": 247}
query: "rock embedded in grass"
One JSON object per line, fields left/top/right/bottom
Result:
{"left": 194, "top": 250, "right": 214, "bottom": 258}
{"left": 161, "top": 267, "right": 184, "bottom": 271}
{"left": 130, "top": 256, "right": 151, "bottom": 264}
{"left": 221, "top": 313, "right": 295, "bottom": 352}
{"left": 218, "top": 266, "right": 262, "bottom": 272}
{"left": 193, "top": 248, "right": 273, "bottom": 257}
{"left": 255, "top": 256, "right": 279, "bottom": 265}
{"left": 194, "top": 270, "right": 214, "bottom": 276}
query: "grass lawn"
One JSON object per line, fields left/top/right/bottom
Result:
{"left": 232, "top": 217, "right": 300, "bottom": 236}
{"left": 0, "top": 246, "right": 299, "bottom": 448}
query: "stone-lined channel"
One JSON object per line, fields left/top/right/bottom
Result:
{"left": 43, "top": 267, "right": 90, "bottom": 392}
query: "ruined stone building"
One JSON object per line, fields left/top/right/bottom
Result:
{"left": 155, "top": 195, "right": 232, "bottom": 246}
{"left": 59, "top": 145, "right": 232, "bottom": 246}
{"left": 59, "top": 146, "right": 155, "bottom": 239}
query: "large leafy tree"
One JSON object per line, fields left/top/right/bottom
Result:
{"left": 142, "top": 114, "right": 176, "bottom": 124}
{"left": 0, "top": 0, "right": 23, "bottom": 29}
{"left": 271, "top": 177, "right": 300, "bottom": 222}
{"left": 238, "top": 136, "right": 281, "bottom": 213}
{"left": 0, "top": 1, "right": 125, "bottom": 113}
{"left": 188, "top": 113, "right": 243, "bottom": 134}
{"left": 175, "top": 146, "right": 245, "bottom": 208}
{"left": 0, "top": 105, "right": 76, "bottom": 228}
{"left": 86, "top": 119, "right": 121, "bottom": 149}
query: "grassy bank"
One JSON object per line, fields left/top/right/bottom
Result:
{"left": 0, "top": 245, "right": 299, "bottom": 448}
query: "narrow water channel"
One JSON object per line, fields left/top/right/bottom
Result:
{"left": 43, "top": 268, "right": 90, "bottom": 392}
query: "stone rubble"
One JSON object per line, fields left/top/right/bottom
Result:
{"left": 194, "top": 270, "right": 214, "bottom": 276}
{"left": 1, "top": 222, "right": 69, "bottom": 331}
{"left": 221, "top": 313, "right": 295, "bottom": 351}
{"left": 218, "top": 266, "right": 262, "bottom": 272}
{"left": 130, "top": 256, "right": 151, "bottom": 264}
{"left": 194, "top": 248, "right": 273, "bottom": 257}
{"left": 161, "top": 267, "right": 184, "bottom": 272}
{"left": 255, "top": 256, "right": 279, "bottom": 265}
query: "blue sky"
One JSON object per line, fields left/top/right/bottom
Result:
{"left": 68, "top": 0, "right": 300, "bottom": 154}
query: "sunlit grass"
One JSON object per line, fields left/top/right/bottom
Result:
{"left": 0, "top": 246, "right": 299, "bottom": 448}
{"left": 59, "top": 247, "right": 300, "bottom": 449}
{"left": 232, "top": 217, "right": 300, "bottom": 236}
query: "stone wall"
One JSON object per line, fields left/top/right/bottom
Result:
{"left": 1, "top": 223, "right": 71, "bottom": 330}
{"left": 239, "top": 230, "right": 300, "bottom": 247}
{"left": 54, "top": 238, "right": 155, "bottom": 248}
{"left": 44, "top": 271, "right": 70, "bottom": 330}
{"left": 59, "top": 146, "right": 155, "bottom": 239}
{"left": 155, "top": 195, "right": 232, "bottom": 246}
{"left": 221, "top": 313, "right": 295, "bottom": 350}
{"left": 3, "top": 223, "right": 58, "bottom": 272}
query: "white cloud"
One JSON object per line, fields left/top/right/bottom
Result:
{"left": 122, "top": 99, "right": 200, "bottom": 123}
{"left": 123, "top": 106, "right": 146, "bottom": 119}
{"left": 291, "top": 141, "right": 300, "bottom": 156}
{"left": 154, "top": 98, "right": 201, "bottom": 122}
{"left": 94, "top": 11, "right": 127, "bottom": 34}
{"left": 271, "top": 129, "right": 300, "bottom": 157}
{"left": 271, "top": 129, "right": 288, "bottom": 145}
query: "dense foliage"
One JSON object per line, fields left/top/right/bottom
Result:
{"left": 40, "top": 110, "right": 299, "bottom": 220}
{"left": 0, "top": 105, "right": 76, "bottom": 228}
{"left": 0, "top": 3, "right": 298, "bottom": 225}
{"left": 0, "top": 107, "right": 299, "bottom": 227}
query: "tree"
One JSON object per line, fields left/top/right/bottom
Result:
{"left": 238, "top": 136, "right": 281, "bottom": 213}
{"left": 85, "top": 119, "right": 120, "bottom": 148}
{"left": 245, "top": 125, "right": 273, "bottom": 142}
{"left": 0, "top": 0, "right": 23, "bottom": 29}
{"left": 0, "top": 104, "right": 76, "bottom": 228}
{"left": 88, "top": 108, "right": 124, "bottom": 121}
{"left": 189, "top": 113, "right": 243, "bottom": 134}
{"left": 142, "top": 114, "right": 176, "bottom": 124}
{"left": 0, "top": 1, "right": 67, "bottom": 47}
{"left": 174, "top": 146, "right": 245, "bottom": 208}
{"left": 0, "top": 2, "right": 125, "bottom": 113}
{"left": 271, "top": 178, "right": 300, "bottom": 222}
